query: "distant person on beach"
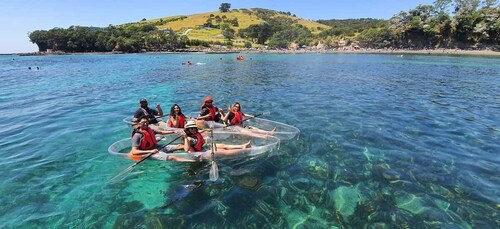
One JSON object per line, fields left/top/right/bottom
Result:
{"left": 129, "top": 116, "right": 190, "bottom": 162}
{"left": 197, "top": 96, "right": 224, "bottom": 123}
{"left": 183, "top": 120, "right": 251, "bottom": 156}
{"left": 133, "top": 98, "right": 163, "bottom": 124}
{"left": 167, "top": 104, "right": 187, "bottom": 128}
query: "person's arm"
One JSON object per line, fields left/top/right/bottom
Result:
{"left": 223, "top": 112, "right": 234, "bottom": 124}
{"left": 183, "top": 137, "right": 191, "bottom": 152}
{"left": 196, "top": 108, "right": 210, "bottom": 120}
{"left": 222, "top": 110, "right": 230, "bottom": 123}
{"left": 129, "top": 134, "right": 158, "bottom": 155}
{"left": 130, "top": 146, "right": 159, "bottom": 155}
{"left": 168, "top": 115, "right": 176, "bottom": 127}
{"left": 156, "top": 129, "right": 178, "bottom": 135}
{"left": 217, "top": 106, "right": 225, "bottom": 118}
{"left": 243, "top": 113, "right": 255, "bottom": 118}
{"left": 155, "top": 103, "right": 163, "bottom": 116}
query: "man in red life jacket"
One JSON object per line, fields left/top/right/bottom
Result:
{"left": 197, "top": 96, "right": 224, "bottom": 123}
{"left": 129, "top": 116, "right": 185, "bottom": 161}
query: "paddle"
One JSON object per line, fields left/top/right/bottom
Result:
{"left": 110, "top": 135, "right": 183, "bottom": 182}
{"left": 209, "top": 129, "right": 219, "bottom": 181}
{"left": 224, "top": 111, "right": 270, "bottom": 128}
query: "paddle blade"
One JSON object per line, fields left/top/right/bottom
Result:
{"left": 209, "top": 161, "right": 219, "bottom": 181}
{"left": 110, "top": 165, "right": 135, "bottom": 182}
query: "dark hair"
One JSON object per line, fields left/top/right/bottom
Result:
{"left": 134, "top": 115, "right": 150, "bottom": 124}
{"left": 184, "top": 127, "right": 197, "bottom": 137}
{"left": 170, "top": 104, "right": 184, "bottom": 117}
{"left": 232, "top": 102, "right": 241, "bottom": 110}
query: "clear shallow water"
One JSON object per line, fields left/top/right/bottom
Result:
{"left": 0, "top": 53, "right": 498, "bottom": 228}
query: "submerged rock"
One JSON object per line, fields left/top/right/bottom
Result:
{"left": 382, "top": 169, "right": 401, "bottom": 181}
{"left": 238, "top": 175, "right": 261, "bottom": 190}
{"left": 394, "top": 192, "right": 429, "bottom": 215}
{"left": 328, "top": 186, "right": 362, "bottom": 219}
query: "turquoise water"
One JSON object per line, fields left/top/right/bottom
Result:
{"left": 0, "top": 53, "right": 498, "bottom": 228}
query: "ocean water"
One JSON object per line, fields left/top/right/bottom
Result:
{"left": 0, "top": 53, "right": 498, "bottom": 228}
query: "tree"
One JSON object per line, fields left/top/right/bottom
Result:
{"left": 29, "top": 30, "right": 50, "bottom": 51}
{"left": 239, "top": 23, "right": 273, "bottom": 44}
{"left": 219, "top": 3, "right": 231, "bottom": 12}
{"left": 222, "top": 27, "right": 235, "bottom": 40}
{"left": 231, "top": 18, "right": 239, "bottom": 26}
{"left": 358, "top": 27, "right": 396, "bottom": 48}
{"left": 215, "top": 15, "right": 222, "bottom": 24}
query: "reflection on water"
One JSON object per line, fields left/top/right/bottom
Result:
{"left": 0, "top": 54, "right": 498, "bottom": 228}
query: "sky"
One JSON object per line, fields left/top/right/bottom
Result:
{"left": 0, "top": 0, "right": 435, "bottom": 54}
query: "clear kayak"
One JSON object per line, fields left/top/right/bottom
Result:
{"left": 186, "top": 112, "right": 300, "bottom": 140}
{"left": 108, "top": 132, "right": 280, "bottom": 162}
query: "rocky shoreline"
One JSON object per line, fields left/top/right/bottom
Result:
{"left": 12, "top": 48, "right": 500, "bottom": 57}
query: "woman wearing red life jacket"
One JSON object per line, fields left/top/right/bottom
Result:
{"left": 222, "top": 102, "right": 277, "bottom": 137}
{"left": 222, "top": 102, "right": 253, "bottom": 126}
{"left": 183, "top": 120, "right": 252, "bottom": 156}
{"left": 129, "top": 116, "right": 187, "bottom": 161}
{"left": 167, "top": 104, "right": 186, "bottom": 128}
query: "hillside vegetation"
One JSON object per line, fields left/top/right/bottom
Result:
{"left": 133, "top": 8, "right": 330, "bottom": 42}
{"left": 28, "top": 1, "right": 499, "bottom": 53}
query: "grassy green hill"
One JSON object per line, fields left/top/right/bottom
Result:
{"left": 126, "top": 8, "right": 331, "bottom": 43}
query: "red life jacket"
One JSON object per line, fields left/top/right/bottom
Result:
{"left": 201, "top": 105, "right": 217, "bottom": 121}
{"left": 131, "top": 128, "right": 157, "bottom": 150}
{"left": 189, "top": 132, "right": 205, "bottom": 152}
{"left": 167, "top": 114, "right": 186, "bottom": 128}
{"left": 230, "top": 111, "right": 244, "bottom": 126}
{"left": 128, "top": 128, "right": 157, "bottom": 160}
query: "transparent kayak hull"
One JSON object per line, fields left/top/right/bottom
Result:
{"left": 108, "top": 132, "right": 280, "bottom": 162}
{"left": 186, "top": 112, "right": 300, "bottom": 140}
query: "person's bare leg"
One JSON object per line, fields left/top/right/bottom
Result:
{"left": 216, "top": 141, "right": 251, "bottom": 150}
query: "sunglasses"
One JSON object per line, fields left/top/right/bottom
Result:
{"left": 139, "top": 121, "right": 149, "bottom": 125}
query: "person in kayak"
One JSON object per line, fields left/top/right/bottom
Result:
{"left": 183, "top": 120, "right": 251, "bottom": 156}
{"left": 222, "top": 102, "right": 253, "bottom": 126}
{"left": 222, "top": 102, "right": 276, "bottom": 136}
{"left": 167, "top": 104, "right": 186, "bottom": 128}
{"left": 197, "top": 96, "right": 224, "bottom": 123}
{"left": 129, "top": 116, "right": 191, "bottom": 162}
{"left": 133, "top": 98, "right": 163, "bottom": 124}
